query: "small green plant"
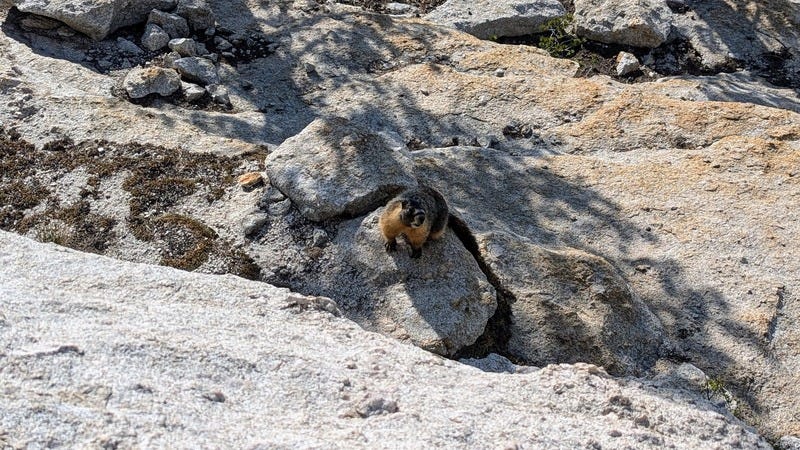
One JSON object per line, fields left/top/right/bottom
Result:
{"left": 537, "top": 15, "right": 585, "bottom": 58}
{"left": 704, "top": 377, "right": 727, "bottom": 400}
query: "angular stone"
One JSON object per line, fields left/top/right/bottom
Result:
{"left": 181, "top": 81, "right": 205, "bottom": 102}
{"left": 176, "top": 0, "right": 215, "bottom": 31}
{"left": 13, "top": 0, "right": 176, "bottom": 40}
{"left": 237, "top": 172, "right": 264, "bottom": 188}
{"left": 141, "top": 23, "right": 170, "bottom": 51}
{"left": 169, "top": 38, "right": 199, "bottom": 57}
{"left": 265, "top": 117, "right": 418, "bottom": 222}
{"left": 206, "top": 84, "right": 230, "bottom": 106}
{"left": 123, "top": 67, "right": 181, "bottom": 98}
{"left": 574, "top": 0, "right": 672, "bottom": 48}
{"left": 148, "top": 9, "right": 190, "bottom": 39}
{"left": 172, "top": 56, "right": 220, "bottom": 85}
{"left": 425, "top": 0, "right": 566, "bottom": 39}
{"left": 616, "top": 51, "right": 641, "bottom": 76}
{"left": 116, "top": 37, "right": 143, "bottom": 55}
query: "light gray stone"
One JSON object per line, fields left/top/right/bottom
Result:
{"left": 385, "top": 2, "right": 418, "bottom": 15}
{"left": 240, "top": 209, "right": 269, "bottom": 236}
{"left": 13, "top": 0, "right": 176, "bottom": 40}
{"left": 181, "top": 81, "right": 205, "bottom": 102}
{"left": 169, "top": 38, "right": 199, "bottom": 57}
{"left": 176, "top": 0, "right": 215, "bottom": 31}
{"left": 574, "top": 0, "right": 672, "bottom": 47}
{"left": 163, "top": 51, "right": 182, "bottom": 66}
{"left": 206, "top": 83, "right": 231, "bottom": 106}
{"left": 669, "top": 0, "right": 799, "bottom": 74}
{"left": 147, "top": 9, "right": 190, "bottom": 39}
{"left": 265, "top": 117, "right": 418, "bottom": 222}
{"left": 123, "top": 67, "right": 181, "bottom": 98}
{"left": 615, "top": 51, "right": 640, "bottom": 76}
{"left": 172, "top": 56, "right": 220, "bottom": 85}
{"left": 425, "top": 0, "right": 566, "bottom": 39}
{"left": 141, "top": 23, "right": 170, "bottom": 51}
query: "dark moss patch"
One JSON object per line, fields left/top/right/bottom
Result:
{"left": 18, "top": 200, "right": 117, "bottom": 254}
{"left": 0, "top": 129, "right": 266, "bottom": 278}
{"left": 153, "top": 213, "right": 217, "bottom": 271}
{"left": 222, "top": 247, "right": 263, "bottom": 281}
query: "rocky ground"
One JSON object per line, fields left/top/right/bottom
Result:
{"left": 2, "top": 0, "right": 800, "bottom": 447}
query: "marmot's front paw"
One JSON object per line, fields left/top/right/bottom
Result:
{"left": 385, "top": 240, "right": 397, "bottom": 252}
{"left": 410, "top": 248, "right": 422, "bottom": 259}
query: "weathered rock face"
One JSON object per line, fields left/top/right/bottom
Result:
{"left": 13, "top": 0, "right": 176, "bottom": 40}
{"left": 0, "top": 231, "right": 771, "bottom": 449}
{"left": 424, "top": 0, "right": 566, "bottom": 39}
{"left": 573, "top": 0, "right": 672, "bottom": 47}
{"left": 480, "top": 232, "right": 665, "bottom": 376}
{"left": 265, "top": 117, "right": 418, "bottom": 222}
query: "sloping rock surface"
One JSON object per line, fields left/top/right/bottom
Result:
{"left": 0, "top": 231, "right": 772, "bottom": 449}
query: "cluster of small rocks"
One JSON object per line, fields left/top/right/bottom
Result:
{"left": 120, "top": 1, "right": 233, "bottom": 107}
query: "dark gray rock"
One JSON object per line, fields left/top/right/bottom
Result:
{"left": 115, "top": 37, "right": 143, "bottom": 55}
{"left": 148, "top": 9, "right": 190, "bottom": 39}
{"left": 141, "top": 23, "right": 170, "bottom": 51}
{"left": 172, "top": 56, "right": 220, "bottom": 85}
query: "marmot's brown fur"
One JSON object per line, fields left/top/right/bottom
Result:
{"left": 379, "top": 186, "right": 449, "bottom": 258}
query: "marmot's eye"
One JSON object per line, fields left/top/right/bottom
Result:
{"left": 401, "top": 200, "right": 409, "bottom": 208}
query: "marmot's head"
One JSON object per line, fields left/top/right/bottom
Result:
{"left": 399, "top": 197, "right": 426, "bottom": 228}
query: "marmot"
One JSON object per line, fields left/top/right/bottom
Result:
{"left": 379, "top": 186, "right": 449, "bottom": 259}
